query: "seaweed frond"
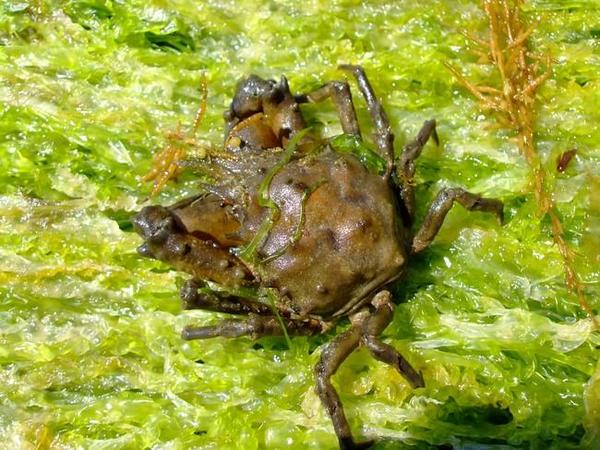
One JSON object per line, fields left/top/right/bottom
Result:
{"left": 447, "top": 0, "right": 597, "bottom": 327}
{"left": 142, "top": 76, "right": 208, "bottom": 195}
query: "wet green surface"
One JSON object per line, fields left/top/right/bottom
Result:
{"left": 0, "top": 1, "right": 599, "bottom": 448}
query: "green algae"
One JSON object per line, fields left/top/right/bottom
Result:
{"left": 0, "top": 1, "right": 598, "bottom": 448}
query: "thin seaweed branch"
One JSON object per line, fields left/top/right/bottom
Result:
{"left": 143, "top": 76, "right": 209, "bottom": 195}
{"left": 447, "top": 0, "right": 597, "bottom": 327}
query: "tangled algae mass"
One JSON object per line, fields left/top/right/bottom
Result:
{"left": 0, "top": 1, "right": 599, "bottom": 448}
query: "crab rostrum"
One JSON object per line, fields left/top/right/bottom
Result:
{"left": 133, "top": 65, "right": 503, "bottom": 450}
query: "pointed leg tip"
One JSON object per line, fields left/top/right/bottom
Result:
{"left": 424, "top": 118, "right": 437, "bottom": 130}
{"left": 339, "top": 438, "right": 374, "bottom": 450}
{"left": 182, "top": 326, "right": 213, "bottom": 340}
{"left": 181, "top": 327, "right": 194, "bottom": 340}
{"left": 412, "top": 372, "right": 425, "bottom": 389}
{"left": 338, "top": 64, "right": 361, "bottom": 75}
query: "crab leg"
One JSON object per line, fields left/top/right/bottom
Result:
{"left": 181, "top": 314, "right": 323, "bottom": 340}
{"left": 315, "top": 291, "right": 423, "bottom": 450}
{"left": 411, "top": 187, "right": 504, "bottom": 254}
{"left": 361, "top": 292, "right": 424, "bottom": 388}
{"left": 314, "top": 323, "right": 365, "bottom": 450}
{"left": 339, "top": 64, "right": 395, "bottom": 179}
{"left": 295, "top": 81, "right": 361, "bottom": 137}
{"left": 397, "top": 120, "right": 438, "bottom": 225}
{"left": 180, "top": 279, "right": 272, "bottom": 315}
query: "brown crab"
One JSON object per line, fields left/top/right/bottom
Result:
{"left": 133, "top": 65, "right": 504, "bottom": 449}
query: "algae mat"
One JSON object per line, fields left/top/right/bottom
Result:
{"left": 0, "top": 1, "right": 599, "bottom": 448}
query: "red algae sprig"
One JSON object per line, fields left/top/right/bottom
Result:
{"left": 142, "top": 77, "right": 208, "bottom": 196}
{"left": 446, "top": 0, "right": 597, "bottom": 327}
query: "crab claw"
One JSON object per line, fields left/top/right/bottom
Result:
{"left": 132, "top": 205, "right": 177, "bottom": 245}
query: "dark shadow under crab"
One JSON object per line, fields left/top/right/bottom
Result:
{"left": 133, "top": 65, "right": 503, "bottom": 450}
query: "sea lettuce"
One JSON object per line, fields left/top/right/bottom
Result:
{"left": 0, "top": 1, "right": 598, "bottom": 448}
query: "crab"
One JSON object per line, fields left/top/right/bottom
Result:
{"left": 133, "top": 65, "right": 504, "bottom": 450}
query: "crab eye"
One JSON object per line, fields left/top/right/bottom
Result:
{"left": 269, "top": 88, "right": 284, "bottom": 104}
